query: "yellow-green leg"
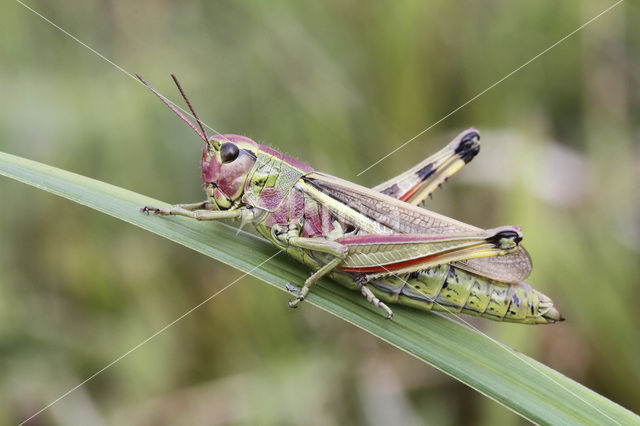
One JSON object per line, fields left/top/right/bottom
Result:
{"left": 360, "top": 284, "right": 394, "bottom": 321}
{"left": 142, "top": 203, "right": 241, "bottom": 220}
{"left": 288, "top": 257, "right": 344, "bottom": 308}
{"left": 284, "top": 237, "right": 347, "bottom": 308}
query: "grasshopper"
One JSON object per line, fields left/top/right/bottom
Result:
{"left": 138, "top": 74, "right": 563, "bottom": 324}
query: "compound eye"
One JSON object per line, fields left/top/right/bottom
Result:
{"left": 220, "top": 142, "right": 239, "bottom": 163}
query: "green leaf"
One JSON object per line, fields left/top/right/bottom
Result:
{"left": 1, "top": 151, "right": 637, "bottom": 425}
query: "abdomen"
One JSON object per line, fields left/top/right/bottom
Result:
{"left": 366, "top": 265, "right": 562, "bottom": 324}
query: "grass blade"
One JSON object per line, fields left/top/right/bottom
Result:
{"left": 0, "top": 151, "right": 637, "bottom": 425}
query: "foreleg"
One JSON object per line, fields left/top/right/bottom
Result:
{"left": 142, "top": 204, "right": 242, "bottom": 221}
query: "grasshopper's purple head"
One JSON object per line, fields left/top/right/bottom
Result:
{"left": 202, "top": 134, "right": 259, "bottom": 209}
{"left": 135, "top": 74, "right": 264, "bottom": 210}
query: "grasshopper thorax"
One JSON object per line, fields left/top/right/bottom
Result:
{"left": 202, "top": 134, "right": 259, "bottom": 209}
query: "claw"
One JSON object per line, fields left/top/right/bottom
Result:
{"left": 141, "top": 206, "right": 161, "bottom": 215}
{"left": 285, "top": 283, "right": 300, "bottom": 294}
{"left": 142, "top": 206, "right": 170, "bottom": 216}
{"left": 287, "top": 293, "right": 304, "bottom": 309}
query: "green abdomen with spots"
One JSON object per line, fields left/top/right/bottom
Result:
{"left": 363, "top": 265, "right": 560, "bottom": 324}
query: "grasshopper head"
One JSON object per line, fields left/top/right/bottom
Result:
{"left": 134, "top": 74, "right": 260, "bottom": 210}
{"left": 202, "top": 134, "right": 259, "bottom": 209}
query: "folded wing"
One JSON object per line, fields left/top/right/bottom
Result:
{"left": 306, "top": 172, "right": 532, "bottom": 283}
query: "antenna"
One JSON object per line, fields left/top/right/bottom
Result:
{"left": 171, "top": 74, "right": 209, "bottom": 142}
{"left": 135, "top": 73, "right": 209, "bottom": 145}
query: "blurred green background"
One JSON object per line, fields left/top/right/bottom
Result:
{"left": 1, "top": 1, "right": 638, "bottom": 424}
